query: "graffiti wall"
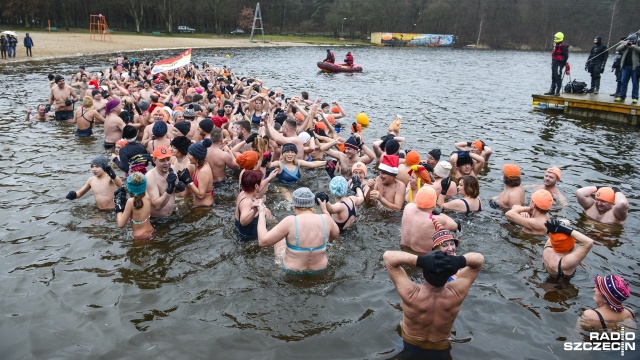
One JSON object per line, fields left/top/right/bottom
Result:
{"left": 370, "top": 32, "right": 456, "bottom": 47}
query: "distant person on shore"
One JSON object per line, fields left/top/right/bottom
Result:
{"left": 585, "top": 36, "right": 608, "bottom": 94}
{"left": 23, "top": 33, "right": 33, "bottom": 57}
{"left": 324, "top": 49, "right": 335, "bottom": 63}
{"left": 610, "top": 50, "right": 623, "bottom": 96}
{"left": 576, "top": 186, "right": 628, "bottom": 225}
{"left": 8, "top": 35, "right": 17, "bottom": 57}
{"left": 344, "top": 51, "right": 354, "bottom": 67}
{"left": 542, "top": 219, "right": 594, "bottom": 279}
{"left": 383, "top": 250, "right": 484, "bottom": 358}
{"left": 0, "top": 35, "right": 7, "bottom": 59}
{"left": 65, "top": 155, "right": 123, "bottom": 210}
{"left": 614, "top": 33, "right": 640, "bottom": 103}
{"left": 545, "top": 32, "right": 569, "bottom": 96}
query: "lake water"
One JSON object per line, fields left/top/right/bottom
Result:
{"left": 0, "top": 46, "right": 638, "bottom": 360}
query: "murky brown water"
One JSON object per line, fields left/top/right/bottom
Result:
{"left": 0, "top": 47, "right": 638, "bottom": 359}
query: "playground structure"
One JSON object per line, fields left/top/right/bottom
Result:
{"left": 89, "top": 14, "right": 112, "bottom": 42}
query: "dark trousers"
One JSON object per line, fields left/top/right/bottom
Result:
{"left": 26, "top": 47, "right": 32, "bottom": 57}
{"left": 551, "top": 60, "right": 565, "bottom": 93}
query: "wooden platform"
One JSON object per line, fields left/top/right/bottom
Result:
{"left": 532, "top": 93, "right": 639, "bottom": 126}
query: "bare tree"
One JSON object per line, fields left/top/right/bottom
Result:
{"left": 119, "top": 0, "right": 146, "bottom": 33}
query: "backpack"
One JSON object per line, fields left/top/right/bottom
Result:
{"left": 564, "top": 80, "right": 587, "bottom": 94}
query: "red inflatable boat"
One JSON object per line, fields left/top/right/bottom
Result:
{"left": 317, "top": 61, "right": 363, "bottom": 73}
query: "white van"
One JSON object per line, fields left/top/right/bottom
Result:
{"left": 178, "top": 26, "right": 195, "bottom": 33}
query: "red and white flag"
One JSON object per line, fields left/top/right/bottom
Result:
{"left": 151, "top": 48, "right": 192, "bottom": 75}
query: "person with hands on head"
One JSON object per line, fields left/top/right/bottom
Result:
{"left": 576, "top": 185, "right": 628, "bottom": 225}
{"left": 505, "top": 189, "right": 553, "bottom": 235}
{"left": 449, "top": 150, "right": 484, "bottom": 181}
{"left": 318, "top": 176, "right": 365, "bottom": 232}
{"left": 383, "top": 250, "right": 484, "bottom": 357}
{"left": 66, "top": 155, "right": 123, "bottom": 210}
{"left": 179, "top": 139, "right": 214, "bottom": 207}
{"left": 321, "top": 134, "right": 374, "bottom": 178}
{"left": 542, "top": 219, "right": 594, "bottom": 279}
{"left": 257, "top": 187, "right": 340, "bottom": 274}
{"left": 579, "top": 274, "right": 636, "bottom": 332}
{"left": 431, "top": 217, "right": 462, "bottom": 281}
{"left": 144, "top": 146, "right": 184, "bottom": 218}
{"left": 401, "top": 186, "right": 459, "bottom": 255}
{"left": 115, "top": 172, "right": 155, "bottom": 241}
{"left": 454, "top": 139, "right": 493, "bottom": 162}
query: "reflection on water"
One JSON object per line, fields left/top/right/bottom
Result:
{"left": 0, "top": 47, "right": 638, "bottom": 359}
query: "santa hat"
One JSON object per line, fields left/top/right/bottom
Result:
{"left": 379, "top": 155, "right": 399, "bottom": 176}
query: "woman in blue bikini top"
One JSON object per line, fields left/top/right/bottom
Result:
{"left": 256, "top": 187, "right": 339, "bottom": 274}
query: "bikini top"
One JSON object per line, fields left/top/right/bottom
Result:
{"left": 335, "top": 198, "right": 357, "bottom": 231}
{"left": 129, "top": 214, "right": 150, "bottom": 225}
{"left": 287, "top": 215, "right": 327, "bottom": 252}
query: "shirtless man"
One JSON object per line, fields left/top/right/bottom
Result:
{"left": 365, "top": 155, "right": 405, "bottom": 211}
{"left": 265, "top": 118, "right": 305, "bottom": 159}
{"left": 25, "top": 104, "right": 54, "bottom": 121}
{"left": 448, "top": 150, "right": 484, "bottom": 181}
{"left": 491, "top": 164, "right": 525, "bottom": 209}
{"left": 71, "top": 73, "right": 89, "bottom": 96}
{"left": 145, "top": 146, "right": 184, "bottom": 218}
{"left": 576, "top": 186, "right": 628, "bottom": 225}
{"left": 90, "top": 89, "right": 108, "bottom": 118}
{"left": 139, "top": 80, "right": 154, "bottom": 101}
{"left": 48, "top": 75, "right": 79, "bottom": 121}
{"left": 142, "top": 107, "right": 175, "bottom": 148}
{"left": 65, "top": 155, "right": 123, "bottom": 210}
{"left": 529, "top": 166, "right": 567, "bottom": 206}
{"left": 320, "top": 134, "right": 375, "bottom": 178}
{"left": 103, "top": 99, "right": 126, "bottom": 150}
{"left": 401, "top": 187, "right": 459, "bottom": 255}
{"left": 505, "top": 189, "right": 553, "bottom": 235}
{"left": 383, "top": 250, "right": 484, "bottom": 356}
{"left": 206, "top": 128, "right": 240, "bottom": 185}
{"left": 454, "top": 139, "right": 493, "bottom": 162}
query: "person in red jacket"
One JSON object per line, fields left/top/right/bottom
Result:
{"left": 324, "top": 49, "right": 335, "bottom": 63}
{"left": 344, "top": 52, "right": 354, "bottom": 67}
{"left": 545, "top": 32, "right": 569, "bottom": 96}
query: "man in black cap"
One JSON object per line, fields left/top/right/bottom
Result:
{"left": 383, "top": 250, "right": 484, "bottom": 357}
{"left": 585, "top": 36, "right": 608, "bottom": 94}
{"left": 48, "top": 75, "right": 79, "bottom": 120}
{"left": 425, "top": 149, "right": 442, "bottom": 170}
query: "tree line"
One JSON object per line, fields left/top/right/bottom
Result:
{"left": 1, "top": 0, "right": 637, "bottom": 50}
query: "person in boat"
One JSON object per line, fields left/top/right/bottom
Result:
{"left": 344, "top": 51, "right": 354, "bottom": 67}
{"left": 542, "top": 219, "right": 594, "bottom": 280}
{"left": 324, "top": 49, "right": 335, "bottom": 63}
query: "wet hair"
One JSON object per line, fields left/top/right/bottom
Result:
{"left": 210, "top": 127, "right": 223, "bottom": 143}
{"left": 130, "top": 172, "right": 146, "bottom": 209}
{"left": 241, "top": 170, "right": 263, "bottom": 192}
{"left": 237, "top": 120, "right": 251, "bottom": 133}
{"left": 82, "top": 96, "right": 93, "bottom": 108}
{"left": 144, "top": 79, "right": 151, "bottom": 85}
{"left": 301, "top": 91, "right": 309, "bottom": 100}
{"left": 149, "top": 94, "right": 159, "bottom": 103}
{"left": 48, "top": 74, "right": 55, "bottom": 81}
{"left": 460, "top": 175, "right": 480, "bottom": 198}
{"left": 534, "top": 205, "right": 549, "bottom": 214}
{"left": 253, "top": 137, "right": 269, "bottom": 158}
{"left": 503, "top": 175, "right": 521, "bottom": 187}
{"left": 283, "top": 119, "right": 297, "bottom": 131}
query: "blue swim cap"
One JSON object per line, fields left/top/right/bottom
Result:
{"left": 330, "top": 176, "right": 348, "bottom": 197}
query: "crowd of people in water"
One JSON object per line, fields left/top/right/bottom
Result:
{"left": 28, "top": 50, "right": 635, "bottom": 357}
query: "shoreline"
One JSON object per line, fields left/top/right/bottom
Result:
{"left": 0, "top": 31, "right": 337, "bottom": 65}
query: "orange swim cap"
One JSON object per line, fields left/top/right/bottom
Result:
{"left": 236, "top": 151, "right": 259, "bottom": 170}
{"left": 337, "top": 143, "right": 345, "bottom": 153}
{"left": 502, "top": 164, "right": 521, "bottom": 180}
{"left": 549, "top": 233, "right": 575, "bottom": 253}
{"left": 415, "top": 186, "right": 437, "bottom": 209}
{"left": 327, "top": 115, "right": 335, "bottom": 124}
{"left": 595, "top": 187, "right": 615, "bottom": 204}
{"left": 116, "top": 139, "right": 127, "bottom": 147}
{"left": 531, "top": 189, "right": 553, "bottom": 210}
{"left": 546, "top": 166, "right": 562, "bottom": 181}
{"left": 331, "top": 105, "right": 340, "bottom": 114}
{"left": 473, "top": 140, "right": 484, "bottom": 152}
{"left": 351, "top": 122, "right": 362, "bottom": 133}
{"left": 405, "top": 151, "right": 421, "bottom": 166}
{"left": 352, "top": 161, "right": 367, "bottom": 176}
{"left": 295, "top": 112, "right": 305, "bottom": 121}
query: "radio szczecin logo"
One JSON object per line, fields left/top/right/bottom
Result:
{"left": 564, "top": 327, "right": 635, "bottom": 356}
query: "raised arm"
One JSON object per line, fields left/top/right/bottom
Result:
{"left": 383, "top": 251, "right": 420, "bottom": 301}
{"left": 575, "top": 186, "right": 596, "bottom": 210}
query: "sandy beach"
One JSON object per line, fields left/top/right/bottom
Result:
{"left": 0, "top": 31, "right": 308, "bottom": 63}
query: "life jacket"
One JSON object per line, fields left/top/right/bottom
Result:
{"left": 552, "top": 42, "right": 566, "bottom": 61}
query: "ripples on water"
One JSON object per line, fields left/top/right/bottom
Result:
{"left": 0, "top": 47, "right": 638, "bottom": 359}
